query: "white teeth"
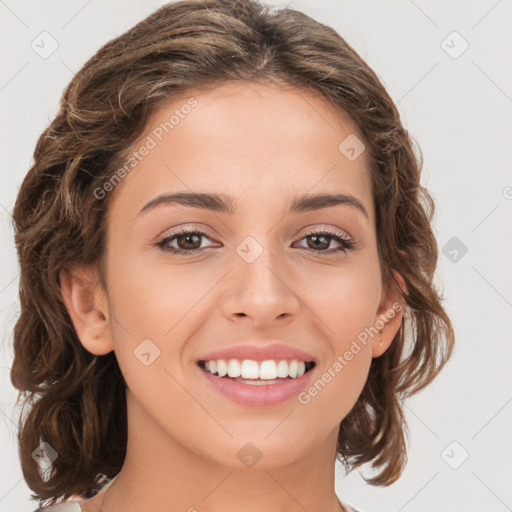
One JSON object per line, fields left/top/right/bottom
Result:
{"left": 276, "top": 360, "right": 289, "bottom": 378}
{"left": 259, "top": 360, "right": 277, "bottom": 380}
{"left": 227, "top": 359, "right": 241, "bottom": 378}
{"left": 202, "top": 358, "right": 311, "bottom": 380}
{"left": 289, "top": 360, "right": 298, "bottom": 378}
{"left": 240, "top": 359, "right": 259, "bottom": 379}
{"left": 217, "top": 359, "right": 228, "bottom": 377}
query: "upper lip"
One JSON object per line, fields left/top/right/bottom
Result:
{"left": 198, "top": 342, "right": 316, "bottom": 362}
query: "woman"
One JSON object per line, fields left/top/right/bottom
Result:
{"left": 10, "top": 1, "right": 454, "bottom": 511}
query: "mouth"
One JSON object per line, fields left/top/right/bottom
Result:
{"left": 197, "top": 358, "right": 317, "bottom": 385}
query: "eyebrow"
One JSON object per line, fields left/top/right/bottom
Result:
{"left": 137, "top": 191, "right": 369, "bottom": 220}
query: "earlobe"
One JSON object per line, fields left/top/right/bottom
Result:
{"left": 372, "top": 269, "right": 407, "bottom": 358}
{"left": 59, "top": 265, "right": 114, "bottom": 356}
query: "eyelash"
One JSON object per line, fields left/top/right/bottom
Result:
{"left": 155, "top": 226, "right": 355, "bottom": 256}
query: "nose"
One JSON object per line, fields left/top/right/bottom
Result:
{"left": 220, "top": 240, "right": 301, "bottom": 327}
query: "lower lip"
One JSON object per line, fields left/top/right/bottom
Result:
{"left": 198, "top": 364, "right": 315, "bottom": 407}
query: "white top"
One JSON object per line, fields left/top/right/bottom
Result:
{"left": 339, "top": 499, "right": 362, "bottom": 512}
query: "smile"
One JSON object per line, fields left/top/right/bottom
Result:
{"left": 197, "top": 358, "right": 317, "bottom": 406}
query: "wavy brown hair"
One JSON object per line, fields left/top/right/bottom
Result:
{"left": 10, "top": 0, "right": 454, "bottom": 506}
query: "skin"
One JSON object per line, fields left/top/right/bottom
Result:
{"left": 60, "top": 80, "right": 405, "bottom": 512}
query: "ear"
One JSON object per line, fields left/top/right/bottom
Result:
{"left": 59, "top": 264, "right": 114, "bottom": 356}
{"left": 372, "top": 269, "right": 407, "bottom": 358}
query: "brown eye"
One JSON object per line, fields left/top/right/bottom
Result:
{"left": 156, "top": 228, "right": 216, "bottom": 255}
{"left": 175, "top": 232, "right": 202, "bottom": 251}
{"left": 294, "top": 228, "right": 355, "bottom": 254}
{"left": 155, "top": 227, "right": 355, "bottom": 256}
{"left": 305, "top": 233, "right": 331, "bottom": 251}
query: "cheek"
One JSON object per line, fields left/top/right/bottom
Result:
{"left": 311, "top": 261, "right": 381, "bottom": 344}
{"left": 291, "top": 263, "right": 378, "bottom": 421}
{"left": 108, "top": 249, "right": 207, "bottom": 337}
{"left": 297, "top": 350, "right": 371, "bottom": 440}
{"left": 297, "top": 319, "right": 373, "bottom": 428}
{"left": 105, "top": 251, "right": 223, "bottom": 394}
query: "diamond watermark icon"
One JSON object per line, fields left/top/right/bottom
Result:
{"left": 134, "top": 338, "right": 161, "bottom": 366}
{"left": 338, "top": 134, "right": 366, "bottom": 161}
{"left": 237, "top": 442, "right": 263, "bottom": 468}
{"left": 441, "top": 31, "right": 469, "bottom": 59}
{"left": 440, "top": 440, "right": 469, "bottom": 469}
{"left": 31, "top": 31, "right": 59, "bottom": 59}
{"left": 236, "top": 236, "right": 264, "bottom": 264}
{"left": 32, "top": 442, "right": 58, "bottom": 481}
{"left": 442, "top": 236, "right": 468, "bottom": 263}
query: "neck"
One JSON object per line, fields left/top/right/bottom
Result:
{"left": 86, "top": 390, "right": 344, "bottom": 512}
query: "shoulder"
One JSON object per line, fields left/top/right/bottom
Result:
{"left": 339, "top": 500, "right": 364, "bottom": 512}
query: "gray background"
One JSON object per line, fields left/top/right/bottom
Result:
{"left": 1, "top": 1, "right": 511, "bottom": 511}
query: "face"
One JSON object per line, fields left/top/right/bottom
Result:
{"left": 67, "top": 81, "right": 402, "bottom": 470}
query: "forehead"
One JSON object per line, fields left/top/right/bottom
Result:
{"left": 107, "top": 81, "right": 374, "bottom": 224}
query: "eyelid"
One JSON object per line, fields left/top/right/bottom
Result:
{"left": 298, "top": 224, "right": 352, "bottom": 240}
{"left": 156, "top": 223, "right": 218, "bottom": 241}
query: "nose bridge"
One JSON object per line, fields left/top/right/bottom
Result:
{"left": 222, "top": 233, "right": 300, "bottom": 322}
